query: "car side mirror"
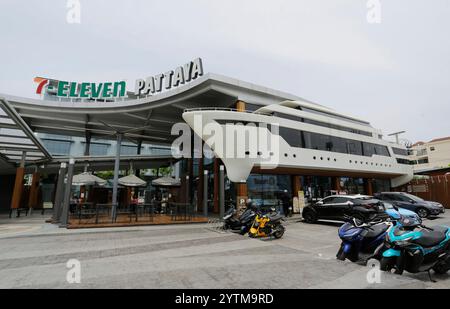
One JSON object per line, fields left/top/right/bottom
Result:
{"left": 346, "top": 201, "right": 354, "bottom": 206}
{"left": 316, "top": 201, "right": 323, "bottom": 206}
{"left": 409, "top": 199, "right": 416, "bottom": 204}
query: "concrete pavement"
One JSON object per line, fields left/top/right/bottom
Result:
{"left": 0, "top": 212, "right": 448, "bottom": 289}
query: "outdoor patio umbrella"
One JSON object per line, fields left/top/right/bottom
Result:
{"left": 71, "top": 172, "right": 107, "bottom": 186}
{"left": 151, "top": 176, "right": 181, "bottom": 187}
{"left": 118, "top": 174, "right": 147, "bottom": 187}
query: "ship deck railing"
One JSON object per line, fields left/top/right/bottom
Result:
{"left": 183, "top": 107, "right": 272, "bottom": 116}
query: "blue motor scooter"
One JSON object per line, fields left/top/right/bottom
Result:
{"left": 380, "top": 216, "right": 450, "bottom": 279}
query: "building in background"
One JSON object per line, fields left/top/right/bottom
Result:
{"left": 410, "top": 137, "right": 450, "bottom": 173}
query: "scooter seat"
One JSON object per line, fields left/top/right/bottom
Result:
{"left": 269, "top": 214, "right": 283, "bottom": 222}
{"left": 413, "top": 226, "right": 449, "bottom": 248}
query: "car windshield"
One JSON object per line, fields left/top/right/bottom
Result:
{"left": 401, "top": 193, "right": 424, "bottom": 202}
{"left": 383, "top": 202, "right": 394, "bottom": 209}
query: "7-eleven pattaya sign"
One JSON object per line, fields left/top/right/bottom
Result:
{"left": 34, "top": 58, "right": 204, "bottom": 100}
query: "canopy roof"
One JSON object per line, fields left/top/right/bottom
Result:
{"left": 0, "top": 98, "right": 51, "bottom": 170}
{"left": 1, "top": 73, "right": 307, "bottom": 146}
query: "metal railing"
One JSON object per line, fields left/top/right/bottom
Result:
{"left": 183, "top": 107, "right": 272, "bottom": 116}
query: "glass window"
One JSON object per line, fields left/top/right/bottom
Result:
{"left": 279, "top": 127, "right": 302, "bottom": 148}
{"left": 334, "top": 197, "right": 350, "bottom": 203}
{"left": 90, "top": 143, "right": 108, "bottom": 156}
{"left": 120, "top": 145, "right": 138, "bottom": 155}
{"left": 278, "top": 126, "right": 389, "bottom": 157}
{"left": 247, "top": 174, "right": 292, "bottom": 212}
{"left": 322, "top": 197, "right": 337, "bottom": 204}
{"left": 42, "top": 140, "right": 71, "bottom": 155}
{"left": 392, "top": 147, "right": 409, "bottom": 156}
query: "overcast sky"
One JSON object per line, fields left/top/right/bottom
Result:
{"left": 0, "top": 0, "right": 449, "bottom": 143}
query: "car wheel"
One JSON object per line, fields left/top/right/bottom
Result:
{"left": 303, "top": 210, "right": 317, "bottom": 223}
{"left": 416, "top": 208, "right": 429, "bottom": 219}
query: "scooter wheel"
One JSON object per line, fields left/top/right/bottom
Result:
{"left": 273, "top": 226, "right": 285, "bottom": 239}
{"left": 433, "top": 263, "right": 449, "bottom": 275}
{"left": 336, "top": 246, "right": 346, "bottom": 261}
{"left": 380, "top": 257, "right": 403, "bottom": 275}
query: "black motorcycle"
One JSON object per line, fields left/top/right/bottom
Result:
{"left": 223, "top": 205, "right": 256, "bottom": 235}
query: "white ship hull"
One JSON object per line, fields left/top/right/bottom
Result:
{"left": 182, "top": 101, "right": 413, "bottom": 188}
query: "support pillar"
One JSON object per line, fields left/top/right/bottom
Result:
{"left": 53, "top": 163, "right": 67, "bottom": 223}
{"left": 291, "top": 175, "right": 302, "bottom": 198}
{"left": 10, "top": 151, "right": 27, "bottom": 217}
{"left": 364, "top": 178, "right": 374, "bottom": 196}
{"left": 213, "top": 158, "right": 219, "bottom": 213}
{"left": 60, "top": 159, "right": 75, "bottom": 228}
{"left": 236, "top": 100, "right": 246, "bottom": 112}
{"left": 10, "top": 167, "right": 25, "bottom": 217}
{"left": 203, "top": 170, "right": 208, "bottom": 217}
{"left": 28, "top": 169, "right": 40, "bottom": 212}
{"left": 135, "top": 139, "right": 142, "bottom": 177}
{"left": 185, "top": 175, "right": 190, "bottom": 204}
{"left": 332, "top": 177, "right": 341, "bottom": 192}
{"left": 111, "top": 134, "right": 122, "bottom": 222}
{"left": 236, "top": 182, "right": 248, "bottom": 212}
{"left": 219, "top": 165, "right": 225, "bottom": 220}
{"left": 197, "top": 157, "right": 204, "bottom": 212}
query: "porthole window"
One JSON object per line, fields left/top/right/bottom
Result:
{"left": 313, "top": 156, "right": 317, "bottom": 160}
{"left": 293, "top": 154, "right": 297, "bottom": 158}
{"left": 245, "top": 151, "right": 250, "bottom": 155}
{"left": 284, "top": 153, "right": 288, "bottom": 157}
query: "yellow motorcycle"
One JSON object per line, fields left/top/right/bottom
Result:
{"left": 248, "top": 210, "right": 285, "bottom": 239}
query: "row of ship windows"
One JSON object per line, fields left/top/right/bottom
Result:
{"left": 245, "top": 151, "right": 394, "bottom": 168}
{"left": 272, "top": 112, "right": 374, "bottom": 137}
{"left": 216, "top": 121, "right": 391, "bottom": 158}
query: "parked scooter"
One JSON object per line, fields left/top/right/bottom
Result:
{"left": 223, "top": 203, "right": 257, "bottom": 235}
{"left": 380, "top": 216, "right": 450, "bottom": 279}
{"left": 248, "top": 208, "right": 285, "bottom": 239}
{"left": 337, "top": 214, "right": 392, "bottom": 263}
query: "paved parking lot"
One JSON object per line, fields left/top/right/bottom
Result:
{"left": 0, "top": 212, "right": 449, "bottom": 289}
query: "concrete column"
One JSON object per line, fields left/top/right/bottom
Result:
{"left": 28, "top": 170, "right": 40, "bottom": 211}
{"left": 213, "top": 158, "right": 219, "bottom": 213}
{"left": 53, "top": 163, "right": 67, "bottom": 222}
{"left": 219, "top": 165, "right": 225, "bottom": 220}
{"left": 111, "top": 133, "right": 122, "bottom": 221}
{"left": 203, "top": 170, "right": 208, "bottom": 217}
{"left": 60, "top": 159, "right": 75, "bottom": 228}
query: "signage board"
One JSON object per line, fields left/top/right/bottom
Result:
{"left": 34, "top": 58, "right": 204, "bottom": 101}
